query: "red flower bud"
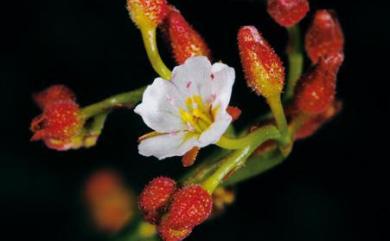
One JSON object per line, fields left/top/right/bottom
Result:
{"left": 161, "top": 7, "right": 211, "bottom": 64}
{"left": 238, "top": 26, "right": 285, "bottom": 98}
{"left": 31, "top": 100, "right": 84, "bottom": 151}
{"left": 305, "top": 10, "right": 344, "bottom": 64}
{"left": 294, "top": 54, "right": 343, "bottom": 114}
{"left": 267, "top": 0, "right": 309, "bottom": 27}
{"left": 139, "top": 177, "right": 177, "bottom": 224}
{"left": 33, "top": 85, "right": 75, "bottom": 109}
{"left": 163, "top": 185, "right": 212, "bottom": 229}
{"left": 127, "top": 0, "right": 169, "bottom": 29}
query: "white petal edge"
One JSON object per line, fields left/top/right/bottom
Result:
{"left": 134, "top": 78, "right": 186, "bottom": 133}
{"left": 138, "top": 131, "right": 197, "bottom": 160}
{"left": 206, "top": 62, "right": 236, "bottom": 111}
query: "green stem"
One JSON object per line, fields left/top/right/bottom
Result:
{"left": 267, "top": 94, "right": 292, "bottom": 156}
{"left": 80, "top": 86, "right": 146, "bottom": 119}
{"left": 140, "top": 28, "right": 172, "bottom": 80}
{"left": 84, "top": 112, "right": 109, "bottom": 147}
{"left": 285, "top": 25, "right": 304, "bottom": 101}
{"left": 223, "top": 149, "right": 285, "bottom": 186}
{"left": 202, "top": 125, "right": 281, "bottom": 193}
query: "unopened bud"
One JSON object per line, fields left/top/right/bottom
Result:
{"left": 305, "top": 9, "right": 344, "bottom": 64}
{"left": 238, "top": 26, "right": 285, "bottom": 98}
{"left": 161, "top": 7, "right": 211, "bottom": 64}
{"left": 267, "top": 0, "right": 309, "bottom": 27}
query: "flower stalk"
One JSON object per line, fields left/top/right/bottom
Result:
{"left": 140, "top": 28, "right": 172, "bottom": 79}
{"left": 80, "top": 86, "right": 146, "bottom": 119}
{"left": 285, "top": 25, "right": 304, "bottom": 101}
{"left": 202, "top": 125, "right": 281, "bottom": 193}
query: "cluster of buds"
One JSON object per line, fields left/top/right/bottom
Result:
{"left": 294, "top": 10, "right": 344, "bottom": 115}
{"left": 84, "top": 170, "right": 136, "bottom": 233}
{"left": 139, "top": 177, "right": 213, "bottom": 241}
{"left": 30, "top": 85, "right": 85, "bottom": 151}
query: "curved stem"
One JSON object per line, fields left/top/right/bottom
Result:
{"left": 84, "top": 112, "right": 109, "bottom": 147}
{"left": 202, "top": 125, "right": 281, "bottom": 193}
{"left": 141, "top": 28, "right": 172, "bottom": 80}
{"left": 285, "top": 25, "right": 304, "bottom": 101}
{"left": 80, "top": 86, "right": 146, "bottom": 119}
{"left": 267, "top": 94, "right": 292, "bottom": 156}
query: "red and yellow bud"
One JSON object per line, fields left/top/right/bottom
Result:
{"left": 305, "top": 9, "right": 344, "bottom": 64}
{"left": 84, "top": 170, "right": 135, "bottom": 233}
{"left": 33, "top": 84, "right": 75, "bottom": 109}
{"left": 238, "top": 26, "right": 285, "bottom": 98}
{"left": 267, "top": 0, "right": 309, "bottom": 27}
{"left": 161, "top": 7, "right": 211, "bottom": 64}
{"left": 31, "top": 100, "right": 84, "bottom": 151}
{"left": 127, "top": 0, "right": 169, "bottom": 29}
{"left": 294, "top": 54, "right": 343, "bottom": 114}
{"left": 139, "top": 177, "right": 177, "bottom": 224}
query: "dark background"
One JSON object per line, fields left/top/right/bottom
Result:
{"left": 1, "top": 0, "right": 389, "bottom": 240}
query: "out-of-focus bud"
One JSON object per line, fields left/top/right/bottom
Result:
{"left": 31, "top": 100, "right": 84, "bottom": 151}
{"left": 127, "top": 0, "right": 169, "bottom": 29}
{"left": 161, "top": 7, "right": 211, "bottom": 64}
{"left": 294, "top": 100, "right": 342, "bottom": 140}
{"left": 139, "top": 177, "right": 177, "bottom": 224}
{"left": 238, "top": 26, "right": 285, "bottom": 98}
{"left": 305, "top": 9, "right": 344, "bottom": 64}
{"left": 294, "top": 54, "right": 343, "bottom": 114}
{"left": 33, "top": 85, "right": 75, "bottom": 109}
{"left": 267, "top": 0, "right": 309, "bottom": 27}
{"left": 84, "top": 170, "right": 136, "bottom": 233}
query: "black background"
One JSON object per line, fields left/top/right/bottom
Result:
{"left": 1, "top": 0, "right": 389, "bottom": 241}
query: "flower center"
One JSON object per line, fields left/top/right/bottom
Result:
{"left": 179, "top": 96, "right": 214, "bottom": 133}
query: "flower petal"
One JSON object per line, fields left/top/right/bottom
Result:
{"left": 134, "top": 78, "right": 186, "bottom": 132}
{"left": 206, "top": 63, "right": 235, "bottom": 110}
{"left": 138, "top": 132, "right": 198, "bottom": 160}
{"left": 171, "top": 56, "right": 212, "bottom": 97}
{"left": 198, "top": 109, "right": 232, "bottom": 147}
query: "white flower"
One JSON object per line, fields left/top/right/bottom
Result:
{"left": 134, "top": 56, "right": 235, "bottom": 160}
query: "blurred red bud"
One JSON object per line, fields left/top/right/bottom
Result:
{"left": 267, "top": 0, "right": 309, "bottom": 27}
{"left": 305, "top": 9, "right": 344, "bottom": 64}
{"left": 294, "top": 54, "right": 343, "bottom": 114}
{"left": 161, "top": 7, "right": 211, "bottom": 64}
{"left": 238, "top": 26, "right": 285, "bottom": 98}
{"left": 84, "top": 170, "right": 135, "bottom": 233}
